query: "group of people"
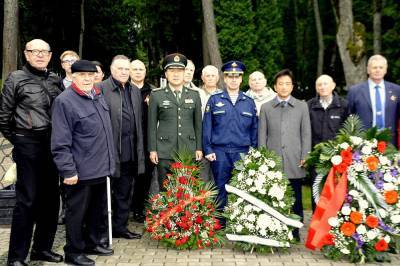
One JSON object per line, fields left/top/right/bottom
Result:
{"left": 0, "top": 38, "right": 399, "bottom": 266}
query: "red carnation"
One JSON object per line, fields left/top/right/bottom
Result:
{"left": 375, "top": 239, "right": 389, "bottom": 252}
{"left": 195, "top": 216, "right": 203, "bottom": 224}
{"left": 340, "top": 149, "right": 353, "bottom": 165}
{"left": 178, "top": 176, "right": 188, "bottom": 185}
{"left": 171, "top": 162, "right": 183, "bottom": 169}
{"left": 377, "top": 141, "right": 387, "bottom": 154}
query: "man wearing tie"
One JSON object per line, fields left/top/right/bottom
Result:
{"left": 148, "top": 53, "right": 203, "bottom": 191}
{"left": 347, "top": 55, "right": 400, "bottom": 147}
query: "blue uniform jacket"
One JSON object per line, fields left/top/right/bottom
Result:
{"left": 51, "top": 86, "right": 115, "bottom": 181}
{"left": 202, "top": 90, "right": 258, "bottom": 155}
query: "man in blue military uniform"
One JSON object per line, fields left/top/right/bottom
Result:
{"left": 202, "top": 61, "right": 258, "bottom": 213}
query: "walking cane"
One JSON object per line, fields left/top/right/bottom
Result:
{"left": 106, "top": 176, "right": 112, "bottom": 247}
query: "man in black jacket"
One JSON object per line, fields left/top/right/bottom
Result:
{"left": 129, "top": 59, "right": 155, "bottom": 223}
{"left": 98, "top": 55, "right": 145, "bottom": 239}
{"left": 307, "top": 74, "right": 349, "bottom": 210}
{"left": 0, "top": 39, "right": 63, "bottom": 266}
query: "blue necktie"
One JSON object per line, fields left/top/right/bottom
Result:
{"left": 375, "top": 85, "right": 384, "bottom": 129}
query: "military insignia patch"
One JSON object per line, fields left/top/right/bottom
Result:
{"left": 215, "top": 102, "right": 225, "bottom": 107}
{"left": 185, "top": 99, "right": 194, "bottom": 104}
{"left": 231, "top": 62, "right": 238, "bottom": 67}
{"left": 174, "top": 55, "right": 180, "bottom": 62}
{"left": 162, "top": 100, "right": 170, "bottom": 105}
{"left": 205, "top": 105, "right": 210, "bottom": 113}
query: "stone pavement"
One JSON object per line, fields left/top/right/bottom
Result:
{"left": 0, "top": 211, "right": 399, "bottom": 266}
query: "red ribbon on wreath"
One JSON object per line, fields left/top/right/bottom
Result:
{"left": 305, "top": 167, "right": 348, "bottom": 250}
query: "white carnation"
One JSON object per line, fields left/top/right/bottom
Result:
{"left": 248, "top": 169, "right": 256, "bottom": 176}
{"left": 383, "top": 183, "right": 396, "bottom": 191}
{"left": 361, "top": 145, "right": 372, "bottom": 155}
{"left": 383, "top": 172, "right": 394, "bottom": 182}
{"left": 358, "top": 200, "right": 369, "bottom": 210}
{"left": 390, "top": 214, "right": 400, "bottom": 224}
{"left": 331, "top": 155, "right": 343, "bottom": 166}
{"left": 379, "top": 156, "right": 390, "bottom": 166}
{"left": 367, "top": 230, "right": 377, "bottom": 240}
{"left": 236, "top": 224, "right": 243, "bottom": 232}
{"left": 253, "top": 151, "right": 261, "bottom": 158}
{"left": 378, "top": 208, "right": 387, "bottom": 218}
{"left": 245, "top": 178, "right": 253, "bottom": 186}
{"left": 340, "top": 248, "right": 350, "bottom": 254}
{"left": 341, "top": 205, "right": 351, "bottom": 215}
{"left": 340, "top": 142, "right": 350, "bottom": 150}
{"left": 268, "top": 184, "right": 285, "bottom": 201}
{"left": 244, "top": 205, "right": 253, "bottom": 213}
{"left": 268, "top": 160, "right": 276, "bottom": 168}
{"left": 259, "top": 164, "right": 269, "bottom": 173}
{"left": 384, "top": 235, "right": 391, "bottom": 243}
{"left": 348, "top": 190, "right": 359, "bottom": 197}
{"left": 257, "top": 214, "right": 271, "bottom": 230}
{"left": 354, "top": 163, "right": 364, "bottom": 172}
{"left": 247, "top": 214, "right": 256, "bottom": 222}
{"left": 356, "top": 224, "right": 367, "bottom": 235}
{"left": 350, "top": 136, "right": 362, "bottom": 145}
{"left": 328, "top": 217, "right": 339, "bottom": 227}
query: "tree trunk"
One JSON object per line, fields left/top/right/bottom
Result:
{"left": 336, "top": 0, "right": 367, "bottom": 87}
{"left": 202, "top": 21, "right": 211, "bottom": 66}
{"left": 373, "top": 0, "right": 382, "bottom": 54}
{"left": 79, "top": 0, "right": 85, "bottom": 57}
{"left": 313, "top": 0, "right": 324, "bottom": 76}
{"left": 201, "top": 0, "right": 222, "bottom": 69}
{"left": 2, "top": 0, "right": 19, "bottom": 85}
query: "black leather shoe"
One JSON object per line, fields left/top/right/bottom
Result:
{"left": 65, "top": 253, "right": 94, "bottom": 266}
{"left": 84, "top": 245, "right": 114, "bottom": 256}
{"left": 7, "top": 261, "right": 28, "bottom": 266}
{"left": 113, "top": 230, "right": 142, "bottom": 239}
{"left": 30, "top": 250, "right": 63, "bottom": 262}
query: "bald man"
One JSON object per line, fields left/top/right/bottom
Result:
{"left": 307, "top": 74, "right": 349, "bottom": 210}
{"left": 129, "top": 59, "right": 156, "bottom": 222}
{"left": 246, "top": 71, "right": 275, "bottom": 115}
{"left": 0, "top": 39, "right": 63, "bottom": 265}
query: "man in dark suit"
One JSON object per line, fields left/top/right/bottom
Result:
{"left": 98, "top": 55, "right": 145, "bottom": 240}
{"left": 347, "top": 54, "right": 400, "bottom": 147}
{"left": 148, "top": 53, "right": 203, "bottom": 191}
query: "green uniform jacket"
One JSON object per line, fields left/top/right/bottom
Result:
{"left": 148, "top": 85, "right": 202, "bottom": 159}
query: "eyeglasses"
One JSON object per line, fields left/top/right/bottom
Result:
{"left": 62, "top": 59, "right": 77, "bottom": 64}
{"left": 26, "top": 49, "right": 51, "bottom": 56}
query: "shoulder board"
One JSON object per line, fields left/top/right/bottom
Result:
{"left": 152, "top": 87, "right": 163, "bottom": 92}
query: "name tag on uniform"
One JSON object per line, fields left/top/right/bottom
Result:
{"left": 216, "top": 102, "right": 225, "bottom": 107}
{"left": 185, "top": 98, "right": 194, "bottom": 104}
{"left": 330, "top": 115, "right": 340, "bottom": 119}
{"left": 242, "top": 111, "right": 253, "bottom": 117}
{"left": 162, "top": 100, "right": 170, "bottom": 105}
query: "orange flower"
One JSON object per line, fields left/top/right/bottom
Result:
{"left": 349, "top": 211, "right": 363, "bottom": 224}
{"left": 366, "top": 215, "right": 379, "bottom": 228}
{"left": 374, "top": 239, "right": 389, "bottom": 252}
{"left": 340, "top": 222, "right": 356, "bottom": 236}
{"left": 384, "top": 190, "right": 399, "bottom": 204}
{"left": 366, "top": 156, "right": 379, "bottom": 171}
{"left": 377, "top": 141, "right": 387, "bottom": 153}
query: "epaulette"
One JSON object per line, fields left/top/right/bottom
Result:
{"left": 152, "top": 87, "right": 163, "bottom": 92}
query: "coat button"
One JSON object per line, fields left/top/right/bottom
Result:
{"left": 179, "top": 124, "right": 182, "bottom": 127}
{"left": 178, "top": 108, "right": 181, "bottom": 111}
{"left": 178, "top": 116, "right": 181, "bottom": 119}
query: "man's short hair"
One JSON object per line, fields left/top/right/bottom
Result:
{"left": 201, "top": 65, "right": 219, "bottom": 76}
{"left": 111, "top": 55, "right": 130, "bottom": 66}
{"left": 368, "top": 54, "right": 387, "bottom": 67}
{"left": 273, "top": 69, "right": 295, "bottom": 85}
{"left": 249, "top": 71, "right": 265, "bottom": 80}
{"left": 60, "top": 50, "right": 80, "bottom": 60}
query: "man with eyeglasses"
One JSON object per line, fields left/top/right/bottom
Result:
{"left": 0, "top": 39, "right": 63, "bottom": 265}
{"left": 202, "top": 61, "right": 258, "bottom": 219}
{"left": 258, "top": 69, "right": 311, "bottom": 242}
{"left": 60, "top": 50, "right": 80, "bottom": 91}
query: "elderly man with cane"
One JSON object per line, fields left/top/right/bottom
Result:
{"left": 51, "top": 60, "right": 115, "bottom": 266}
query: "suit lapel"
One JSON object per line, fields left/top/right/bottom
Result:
{"left": 384, "top": 81, "right": 395, "bottom": 127}
{"left": 361, "top": 82, "right": 372, "bottom": 111}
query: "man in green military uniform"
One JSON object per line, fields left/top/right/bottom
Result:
{"left": 148, "top": 53, "right": 203, "bottom": 191}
